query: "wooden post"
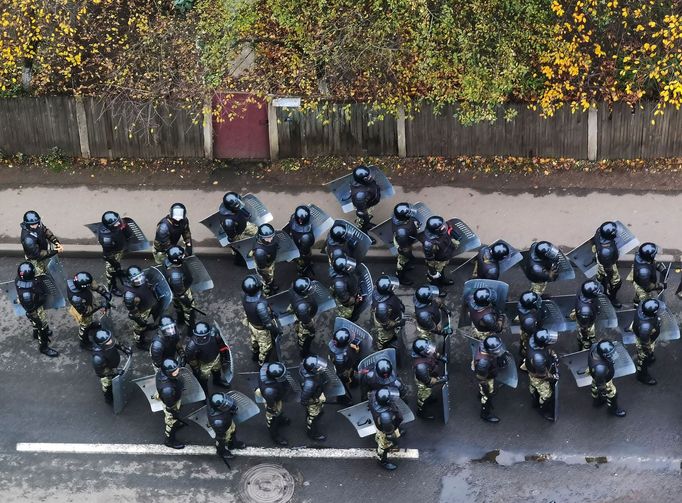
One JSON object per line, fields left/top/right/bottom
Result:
{"left": 267, "top": 97, "right": 279, "bottom": 161}
{"left": 587, "top": 106, "right": 598, "bottom": 161}
{"left": 74, "top": 95, "right": 91, "bottom": 158}
{"left": 397, "top": 105, "right": 407, "bottom": 158}
{"left": 203, "top": 98, "right": 213, "bottom": 160}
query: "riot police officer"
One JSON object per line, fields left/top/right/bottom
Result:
{"left": 361, "top": 358, "right": 406, "bottom": 397}
{"left": 422, "top": 216, "right": 459, "bottom": 287}
{"left": 631, "top": 242, "right": 666, "bottom": 306}
{"left": 257, "top": 362, "right": 291, "bottom": 446}
{"left": 153, "top": 203, "right": 192, "bottom": 265}
{"left": 371, "top": 275, "right": 405, "bottom": 350}
{"left": 185, "top": 321, "right": 231, "bottom": 391}
{"left": 241, "top": 275, "right": 282, "bottom": 366}
{"left": 150, "top": 316, "right": 184, "bottom": 369}
{"left": 299, "top": 355, "right": 329, "bottom": 441}
{"left": 350, "top": 165, "right": 381, "bottom": 237}
{"left": 219, "top": 192, "right": 258, "bottom": 266}
{"left": 66, "top": 271, "right": 112, "bottom": 349}
{"left": 123, "top": 265, "right": 160, "bottom": 349}
{"left": 523, "top": 240, "right": 561, "bottom": 295}
{"left": 163, "top": 246, "right": 196, "bottom": 328}
{"left": 525, "top": 329, "right": 559, "bottom": 421}
{"left": 571, "top": 280, "right": 602, "bottom": 350}
{"left": 414, "top": 285, "right": 452, "bottom": 342}
{"left": 284, "top": 205, "right": 316, "bottom": 277}
{"left": 466, "top": 287, "right": 506, "bottom": 341}
{"left": 391, "top": 203, "right": 420, "bottom": 285}
{"left": 369, "top": 387, "right": 403, "bottom": 471}
{"left": 288, "top": 277, "right": 319, "bottom": 357}
{"left": 472, "top": 241, "right": 511, "bottom": 280}
{"left": 91, "top": 328, "right": 132, "bottom": 404}
{"left": 588, "top": 339, "right": 626, "bottom": 417}
{"left": 328, "top": 328, "right": 361, "bottom": 405}
{"left": 20, "top": 210, "right": 63, "bottom": 276}
{"left": 15, "top": 262, "right": 58, "bottom": 357}
{"left": 249, "top": 224, "right": 279, "bottom": 295}
{"left": 633, "top": 299, "right": 662, "bottom": 385}
{"left": 593, "top": 222, "right": 622, "bottom": 308}
{"left": 515, "top": 291, "right": 542, "bottom": 365}
{"left": 97, "top": 211, "right": 134, "bottom": 296}
{"left": 330, "top": 256, "right": 364, "bottom": 322}
{"left": 155, "top": 358, "right": 186, "bottom": 449}
{"left": 208, "top": 392, "right": 246, "bottom": 465}
{"left": 325, "top": 223, "right": 356, "bottom": 266}
{"left": 473, "top": 335, "right": 508, "bottom": 423}
{"left": 412, "top": 338, "right": 447, "bottom": 420}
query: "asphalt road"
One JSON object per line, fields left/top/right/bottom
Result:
{"left": 1, "top": 253, "right": 681, "bottom": 502}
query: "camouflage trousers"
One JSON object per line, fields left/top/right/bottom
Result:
{"left": 26, "top": 257, "right": 48, "bottom": 277}
{"left": 373, "top": 323, "right": 399, "bottom": 350}
{"left": 26, "top": 307, "right": 48, "bottom": 334}
{"left": 295, "top": 320, "right": 315, "bottom": 349}
{"left": 163, "top": 399, "right": 182, "bottom": 436}
{"left": 355, "top": 207, "right": 373, "bottom": 231}
{"left": 530, "top": 282, "right": 547, "bottom": 296}
{"left": 635, "top": 338, "right": 656, "bottom": 371}
{"left": 264, "top": 398, "right": 283, "bottom": 428}
{"left": 68, "top": 305, "right": 92, "bottom": 343}
{"left": 478, "top": 378, "right": 495, "bottom": 405}
{"left": 99, "top": 368, "right": 116, "bottom": 395}
{"left": 131, "top": 308, "right": 153, "bottom": 343}
{"left": 394, "top": 241, "right": 413, "bottom": 274}
{"left": 471, "top": 327, "right": 490, "bottom": 341}
{"left": 591, "top": 379, "right": 617, "bottom": 405}
{"left": 305, "top": 393, "right": 326, "bottom": 429}
{"left": 235, "top": 222, "right": 259, "bottom": 243}
{"left": 257, "top": 263, "right": 276, "bottom": 294}
{"left": 104, "top": 250, "right": 124, "bottom": 285}
{"left": 519, "top": 330, "right": 531, "bottom": 361}
{"left": 295, "top": 254, "right": 312, "bottom": 275}
{"left": 173, "top": 290, "right": 195, "bottom": 327}
{"left": 336, "top": 303, "right": 356, "bottom": 320}
{"left": 375, "top": 428, "right": 400, "bottom": 459}
{"left": 576, "top": 323, "right": 596, "bottom": 351}
{"left": 426, "top": 260, "right": 450, "bottom": 280}
{"left": 153, "top": 249, "right": 167, "bottom": 266}
{"left": 528, "top": 375, "right": 553, "bottom": 405}
{"left": 633, "top": 283, "right": 657, "bottom": 305}
{"left": 216, "top": 421, "right": 236, "bottom": 449}
{"left": 416, "top": 381, "right": 432, "bottom": 408}
{"left": 192, "top": 354, "right": 221, "bottom": 382}
{"left": 416, "top": 326, "right": 436, "bottom": 343}
{"left": 246, "top": 320, "right": 273, "bottom": 366}
{"left": 596, "top": 263, "right": 621, "bottom": 290}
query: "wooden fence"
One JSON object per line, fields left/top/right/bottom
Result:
{"left": 1, "top": 96, "right": 682, "bottom": 160}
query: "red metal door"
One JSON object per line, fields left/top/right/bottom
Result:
{"left": 213, "top": 94, "right": 270, "bottom": 159}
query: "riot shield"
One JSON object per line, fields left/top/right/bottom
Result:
{"left": 84, "top": 222, "right": 100, "bottom": 237}
{"left": 199, "top": 212, "right": 229, "bottom": 247}
{"left": 183, "top": 393, "right": 260, "bottom": 439}
{"left": 447, "top": 219, "right": 481, "bottom": 255}
{"left": 274, "top": 332, "right": 285, "bottom": 362}
{"left": 337, "top": 398, "right": 414, "bottom": 438}
{"left": 562, "top": 343, "right": 635, "bottom": 388}
{"left": 441, "top": 334, "right": 451, "bottom": 424}
{"left": 658, "top": 301, "right": 680, "bottom": 342}
{"left": 595, "top": 295, "right": 619, "bottom": 329}
{"left": 467, "top": 337, "right": 516, "bottom": 388}
{"left": 122, "top": 217, "right": 152, "bottom": 252}
{"left": 1, "top": 276, "right": 65, "bottom": 316}
{"left": 242, "top": 194, "right": 274, "bottom": 225}
{"left": 333, "top": 219, "right": 372, "bottom": 262}
{"left": 231, "top": 231, "right": 301, "bottom": 270}
{"left": 541, "top": 300, "right": 571, "bottom": 332}
{"left": 272, "top": 281, "right": 337, "bottom": 327}
{"left": 358, "top": 348, "right": 397, "bottom": 373}
{"left": 144, "top": 266, "right": 173, "bottom": 314}
{"left": 462, "top": 279, "right": 509, "bottom": 311}
{"left": 568, "top": 221, "right": 639, "bottom": 277}
{"left": 309, "top": 204, "right": 335, "bottom": 241}
{"left": 214, "top": 322, "right": 234, "bottom": 384}
{"left": 132, "top": 367, "right": 206, "bottom": 412}
{"left": 46, "top": 256, "right": 68, "bottom": 298}
{"left": 370, "top": 202, "right": 433, "bottom": 255}
{"left": 112, "top": 353, "right": 134, "bottom": 415}
{"left": 553, "top": 379, "right": 559, "bottom": 422}
{"left": 333, "top": 317, "right": 373, "bottom": 356}
{"left": 323, "top": 361, "right": 347, "bottom": 398}
{"left": 184, "top": 255, "right": 214, "bottom": 293}
{"left": 325, "top": 166, "right": 395, "bottom": 213}
{"left": 356, "top": 264, "right": 374, "bottom": 316}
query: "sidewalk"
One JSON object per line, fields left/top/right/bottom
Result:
{"left": 1, "top": 184, "right": 681, "bottom": 259}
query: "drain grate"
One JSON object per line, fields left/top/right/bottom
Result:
{"left": 239, "top": 463, "right": 295, "bottom": 503}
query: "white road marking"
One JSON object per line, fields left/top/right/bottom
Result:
{"left": 16, "top": 443, "right": 419, "bottom": 460}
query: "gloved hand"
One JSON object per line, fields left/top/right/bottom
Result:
{"left": 103, "top": 290, "right": 113, "bottom": 302}
{"left": 442, "top": 326, "right": 453, "bottom": 336}
{"left": 115, "top": 368, "right": 126, "bottom": 376}
{"left": 185, "top": 244, "right": 193, "bottom": 256}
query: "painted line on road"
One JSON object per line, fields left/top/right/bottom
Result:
{"left": 16, "top": 443, "right": 419, "bottom": 460}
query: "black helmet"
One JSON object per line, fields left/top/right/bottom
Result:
{"left": 166, "top": 245, "right": 185, "bottom": 265}
{"left": 490, "top": 241, "right": 510, "bottom": 261}
{"left": 426, "top": 216, "right": 445, "bottom": 234}
{"left": 162, "top": 358, "right": 180, "bottom": 377}
{"left": 294, "top": 205, "right": 311, "bottom": 225}
{"left": 596, "top": 339, "right": 617, "bottom": 363}
{"left": 330, "top": 224, "right": 347, "bottom": 242}
{"left": 242, "top": 275, "right": 262, "bottom": 295}
{"left": 581, "top": 280, "right": 602, "bottom": 299}
{"left": 209, "top": 392, "right": 237, "bottom": 412}
{"left": 192, "top": 322, "right": 211, "bottom": 341}
{"left": 536, "top": 241, "right": 559, "bottom": 261}
{"left": 530, "top": 351, "right": 547, "bottom": 371}
{"left": 393, "top": 202, "right": 414, "bottom": 221}
{"left": 127, "top": 266, "right": 145, "bottom": 286}
{"left": 473, "top": 287, "right": 492, "bottom": 307}
{"left": 73, "top": 271, "right": 93, "bottom": 290}
{"left": 159, "top": 316, "right": 177, "bottom": 337}
{"left": 412, "top": 338, "right": 435, "bottom": 357}
{"left": 376, "top": 358, "right": 393, "bottom": 378}
{"left": 519, "top": 291, "right": 541, "bottom": 310}
{"left": 293, "top": 277, "right": 312, "bottom": 296}
{"left": 376, "top": 275, "right": 396, "bottom": 295}
{"left": 352, "top": 165, "right": 372, "bottom": 184}
{"left": 302, "top": 355, "right": 326, "bottom": 373}
{"left": 258, "top": 223, "right": 275, "bottom": 240}
{"left": 599, "top": 221, "right": 618, "bottom": 240}
{"left": 223, "top": 192, "right": 242, "bottom": 211}
{"left": 483, "top": 335, "right": 504, "bottom": 356}
{"left": 93, "top": 328, "right": 113, "bottom": 346}
{"left": 533, "top": 329, "right": 558, "bottom": 347}
{"left": 375, "top": 387, "right": 392, "bottom": 406}
{"left": 101, "top": 211, "right": 121, "bottom": 229}
{"left": 23, "top": 210, "right": 41, "bottom": 225}
{"left": 169, "top": 202, "right": 187, "bottom": 222}
{"left": 333, "top": 328, "right": 351, "bottom": 347}
{"left": 638, "top": 242, "right": 658, "bottom": 262}
{"left": 415, "top": 285, "right": 435, "bottom": 304}
{"left": 17, "top": 262, "right": 35, "bottom": 281}
{"left": 332, "top": 256, "right": 357, "bottom": 274}
{"left": 266, "top": 362, "right": 286, "bottom": 381}
{"left": 642, "top": 299, "right": 660, "bottom": 317}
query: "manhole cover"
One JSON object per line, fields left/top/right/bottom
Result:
{"left": 239, "top": 463, "right": 295, "bottom": 503}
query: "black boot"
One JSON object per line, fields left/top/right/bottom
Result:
{"left": 396, "top": 269, "right": 413, "bottom": 286}
{"left": 377, "top": 452, "right": 397, "bottom": 471}
{"left": 104, "top": 388, "right": 114, "bottom": 404}
{"left": 228, "top": 437, "right": 246, "bottom": 450}
{"left": 636, "top": 365, "right": 657, "bottom": 385}
{"left": 164, "top": 426, "right": 185, "bottom": 449}
{"left": 480, "top": 402, "right": 500, "bottom": 423}
{"left": 608, "top": 282, "right": 623, "bottom": 309}
{"left": 79, "top": 336, "right": 93, "bottom": 351}
{"left": 218, "top": 444, "right": 234, "bottom": 460}
{"left": 307, "top": 417, "right": 327, "bottom": 441}
{"left": 212, "top": 370, "right": 231, "bottom": 388}
{"left": 417, "top": 404, "right": 436, "bottom": 420}
{"left": 232, "top": 250, "right": 247, "bottom": 267}
{"left": 108, "top": 279, "right": 123, "bottom": 298}
{"left": 592, "top": 395, "right": 606, "bottom": 407}
{"left": 299, "top": 337, "right": 314, "bottom": 358}
{"left": 198, "top": 377, "right": 209, "bottom": 395}
{"left": 530, "top": 390, "right": 540, "bottom": 409}
{"left": 540, "top": 400, "right": 555, "bottom": 422}
{"left": 607, "top": 395, "right": 626, "bottom": 417}
{"left": 269, "top": 418, "right": 288, "bottom": 446}
{"left": 38, "top": 332, "right": 59, "bottom": 358}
